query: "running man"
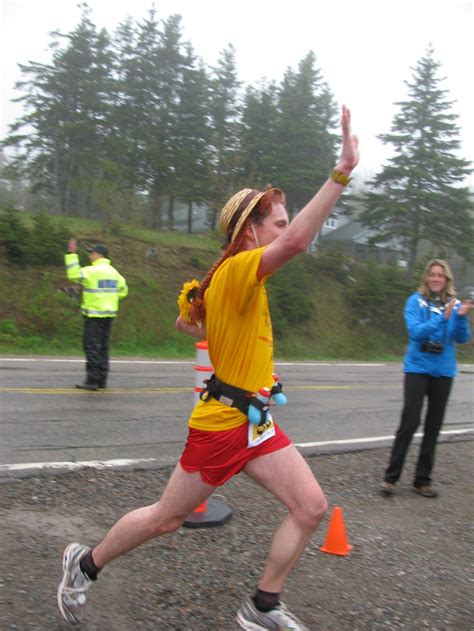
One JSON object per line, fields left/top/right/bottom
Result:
{"left": 58, "top": 105, "right": 359, "bottom": 629}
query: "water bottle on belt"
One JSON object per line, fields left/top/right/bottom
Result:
{"left": 272, "top": 373, "right": 287, "bottom": 406}
{"left": 248, "top": 387, "right": 271, "bottom": 425}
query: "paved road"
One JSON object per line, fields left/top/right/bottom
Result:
{"left": 0, "top": 357, "right": 473, "bottom": 473}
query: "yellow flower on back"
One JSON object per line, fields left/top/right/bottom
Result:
{"left": 177, "top": 279, "right": 200, "bottom": 323}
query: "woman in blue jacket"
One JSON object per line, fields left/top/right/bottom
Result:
{"left": 382, "top": 259, "right": 472, "bottom": 497}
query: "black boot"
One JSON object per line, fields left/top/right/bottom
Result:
{"left": 76, "top": 382, "right": 99, "bottom": 391}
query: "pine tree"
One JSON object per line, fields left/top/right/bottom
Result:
{"left": 274, "top": 52, "right": 339, "bottom": 217}
{"left": 239, "top": 82, "right": 281, "bottom": 188}
{"left": 3, "top": 4, "right": 116, "bottom": 217}
{"left": 207, "top": 45, "right": 242, "bottom": 230}
{"left": 359, "top": 47, "right": 473, "bottom": 275}
{"left": 155, "top": 14, "right": 188, "bottom": 230}
{"left": 174, "top": 44, "right": 212, "bottom": 233}
{"left": 131, "top": 7, "right": 165, "bottom": 229}
{"left": 108, "top": 15, "right": 144, "bottom": 213}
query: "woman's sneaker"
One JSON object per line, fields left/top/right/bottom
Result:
{"left": 57, "top": 542, "right": 93, "bottom": 624}
{"left": 236, "top": 597, "right": 308, "bottom": 630}
{"left": 380, "top": 481, "right": 397, "bottom": 496}
{"left": 413, "top": 485, "right": 438, "bottom": 498}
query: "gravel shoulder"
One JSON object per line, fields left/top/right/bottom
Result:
{"left": 1, "top": 441, "right": 473, "bottom": 630}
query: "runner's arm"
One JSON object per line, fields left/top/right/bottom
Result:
{"left": 175, "top": 315, "right": 207, "bottom": 339}
{"left": 258, "top": 105, "right": 359, "bottom": 279}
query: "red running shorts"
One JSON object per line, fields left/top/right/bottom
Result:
{"left": 179, "top": 421, "right": 292, "bottom": 487}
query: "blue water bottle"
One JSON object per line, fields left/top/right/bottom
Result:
{"left": 272, "top": 373, "right": 287, "bottom": 406}
{"left": 248, "top": 386, "right": 271, "bottom": 425}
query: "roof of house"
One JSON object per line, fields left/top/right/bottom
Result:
{"left": 320, "top": 220, "right": 370, "bottom": 243}
{"left": 320, "top": 219, "right": 404, "bottom": 251}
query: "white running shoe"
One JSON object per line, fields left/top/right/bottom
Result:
{"left": 236, "top": 597, "right": 309, "bottom": 630}
{"left": 57, "top": 542, "right": 93, "bottom": 624}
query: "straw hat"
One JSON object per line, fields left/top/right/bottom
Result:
{"left": 219, "top": 188, "right": 266, "bottom": 243}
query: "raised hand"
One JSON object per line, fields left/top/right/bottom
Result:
{"left": 457, "top": 299, "right": 474, "bottom": 317}
{"left": 67, "top": 238, "right": 77, "bottom": 253}
{"left": 444, "top": 298, "right": 456, "bottom": 319}
{"left": 336, "top": 105, "right": 359, "bottom": 175}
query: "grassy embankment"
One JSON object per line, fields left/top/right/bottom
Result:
{"left": 1, "top": 215, "right": 471, "bottom": 362}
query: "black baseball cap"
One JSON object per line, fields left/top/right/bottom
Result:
{"left": 86, "top": 244, "right": 108, "bottom": 256}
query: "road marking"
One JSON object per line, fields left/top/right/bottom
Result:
{"left": 0, "top": 384, "right": 402, "bottom": 395}
{"left": 296, "top": 428, "right": 474, "bottom": 448}
{"left": 1, "top": 428, "right": 471, "bottom": 477}
{"left": 0, "top": 357, "right": 388, "bottom": 367}
{"left": 0, "top": 457, "right": 159, "bottom": 474}
{"left": 2, "top": 357, "right": 473, "bottom": 369}
{"left": 0, "top": 387, "right": 192, "bottom": 394}
{"left": 0, "top": 358, "right": 194, "bottom": 365}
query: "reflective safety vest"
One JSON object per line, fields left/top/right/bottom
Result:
{"left": 64, "top": 254, "right": 128, "bottom": 318}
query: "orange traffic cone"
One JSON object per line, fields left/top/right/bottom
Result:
{"left": 320, "top": 506, "right": 352, "bottom": 556}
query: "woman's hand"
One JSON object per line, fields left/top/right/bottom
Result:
{"left": 335, "top": 105, "right": 360, "bottom": 176}
{"left": 457, "top": 299, "right": 474, "bottom": 317}
{"left": 444, "top": 298, "right": 456, "bottom": 319}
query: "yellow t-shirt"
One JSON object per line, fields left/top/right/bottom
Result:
{"left": 189, "top": 247, "right": 274, "bottom": 431}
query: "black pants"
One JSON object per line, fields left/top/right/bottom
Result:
{"left": 83, "top": 317, "right": 113, "bottom": 386}
{"left": 384, "top": 373, "right": 453, "bottom": 487}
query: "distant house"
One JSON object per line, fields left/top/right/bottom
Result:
{"left": 314, "top": 213, "right": 406, "bottom": 266}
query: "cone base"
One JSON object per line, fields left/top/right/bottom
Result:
{"left": 183, "top": 496, "right": 233, "bottom": 529}
{"left": 320, "top": 544, "right": 353, "bottom": 556}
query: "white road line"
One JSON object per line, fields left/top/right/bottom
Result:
{"left": 0, "top": 458, "right": 158, "bottom": 474}
{"left": 296, "top": 428, "right": 474, "bottom": 448}
{"left": 1, "top": 428, "right": 472, "bottom": 476}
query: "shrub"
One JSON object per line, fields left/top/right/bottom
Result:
{"left": 267, "top": 257, "right": 314, "bottom": 335}
{"left": 28, "top": 211, "right": 71, "bottom": 265}
{"left": 0, "top": 206, "right": 31, "bottom": 265}
{"left": 0, "top": 319, "right": 18, "bottom": 335}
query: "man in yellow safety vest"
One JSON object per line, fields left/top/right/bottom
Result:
{"left": 65, "top": 239, "right": 128, "bottom": 390}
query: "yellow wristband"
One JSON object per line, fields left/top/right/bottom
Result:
{"left": 330, "top": 169, "right": 351, "bottom": 186}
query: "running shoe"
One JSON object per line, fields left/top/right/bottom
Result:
{"left": 236, "top": 597, "right": 309, "bottom": 630}
{"left": 413, "top": 484, "right": 438, "bottom": 498}
{"left": 380, "top": 481, "right": 397, "bottom": 496}
{"left": 57, "top": 542, "right": 93, "bottom": 624}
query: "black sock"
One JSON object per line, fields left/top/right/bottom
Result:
{"left": 79, "top": 549, "right": 101, "bottom": 581}
{"left": 252, "top": 588, "right": 280, "bottom": 612}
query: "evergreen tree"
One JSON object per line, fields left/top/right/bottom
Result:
{"left": 131, "top": 8, "right": 165, "bottom": 229}
{"left": 239, "top": 82, "right": 280, "bottom": 188}
{"left": 155, "top": 14, "right": 187, "bottom": 229}
{"left": 108, "top": 15, "right": 145, "bottom": 220}
{"left": 207, "top": 45, "right": 242, "bottom": 230}
{"left": 174, "top": 44, "right": 212, "bottom": 233}
{"left": 274, "top": 52, "right": 339, "bottom": 217}
{"left": 359, "top": 47, "right": 473, "bottom": 274}
{"left": 3, "top": 4, "right": 116, "bottom": 216}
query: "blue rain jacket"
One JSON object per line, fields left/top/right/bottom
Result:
{"left": 403, "top": 292, "right": 471, "bottom": 377}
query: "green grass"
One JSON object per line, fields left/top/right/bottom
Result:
{"left": 1, "top": 213, "right": 473, "bottom": 362}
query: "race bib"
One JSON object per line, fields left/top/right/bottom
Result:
{"left": 248, "top": 413, "right": 276, "bottom": 448}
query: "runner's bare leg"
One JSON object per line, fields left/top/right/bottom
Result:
{"left": 92, "top": 464, "right": 215, "bottom": 567}
{"left": 243, "top": 444, "right": 327, "bottom": 592}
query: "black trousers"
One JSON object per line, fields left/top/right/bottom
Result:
{"left": 83, "top": 317, "right": 113, "bottom": 386}
{"left": 384, "top": 372, "right": 453, "bottom": 487}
